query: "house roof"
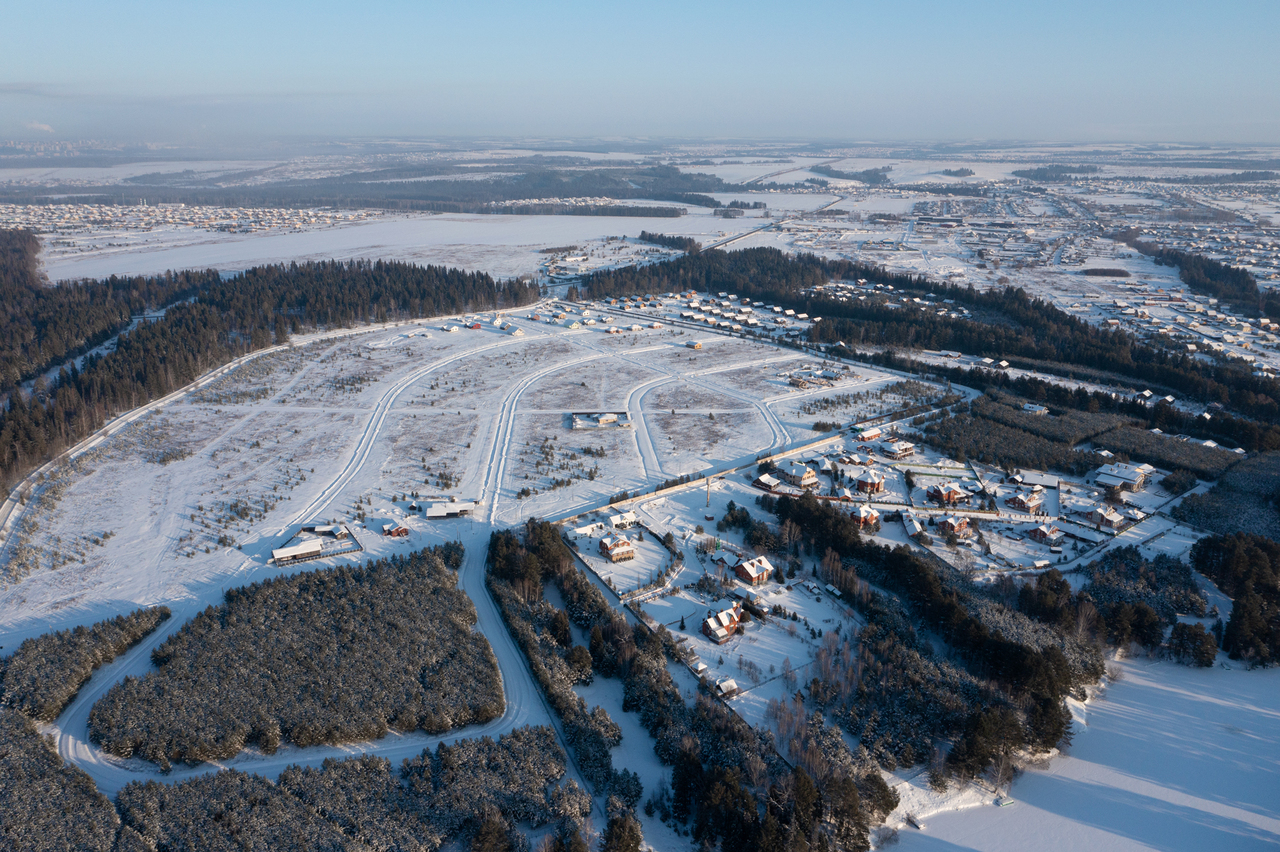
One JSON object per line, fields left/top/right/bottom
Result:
{"left": 738, "top": 556, "right": 773, "bottom": 580}
{"left": 600, "top": 535, "right": 634, "bottom": 552}
{"left": 1096, "top": 462, "right": 1154, "bottom": 485}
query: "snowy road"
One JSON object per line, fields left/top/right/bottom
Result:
{"left": 50, "top": 529, "right": 552, "bottom": 797}
{"left": 13, "top": 309, "right": 931, "bottom": 798}
{"left": 39, "top": 322, "right": 577, "bottom": 796}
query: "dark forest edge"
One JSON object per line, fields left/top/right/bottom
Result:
{"left": 0, "top": 162, "right": 737, "bottom": 212}
{"left": 488, "top": 518, "right": 897, "bottom": 852}
{"left": 0, "top": 605, "right": 170, "bottom": 721}
{"left": 572, "top": 240, "right": 1280, "bottom": 426}
{"left": 88, "top": 545, "right": 501, "bottom": 771}
{"left": 1, "top": 702, "right": 593, "bottom": 852}
{"left": 0, "top": 228, "right": 539, "bottom": 491}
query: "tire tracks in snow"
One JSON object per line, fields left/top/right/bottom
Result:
{"left": 43, "top": 328, "right": 571, "bottom": 796}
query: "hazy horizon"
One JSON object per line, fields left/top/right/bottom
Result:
{"left": 4, "top": 0, "right": 1279, "bottom": 146}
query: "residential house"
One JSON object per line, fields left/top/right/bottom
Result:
{"left": 928, "top": 482, "right": 968, "bottom": 505}
{"left": 880, "top": 440, "right": 916, "bottom": 460}
{"left": 702, "top": 603, "right": 743, "bottom": 644}
{"left": 1088, "top": 506, "right": 1125, "bottom": 529}
{"left": 599, "top": 535, "right": 636, "bottom": 562}
{"left": 753, "top": 473, "right": 781, "bottom": 491}
{"left": 854, "top": 468, "right": 886, "bottom": 494}
{"left": 1029, "top": 524, "right": 1064, "bottom": 546}
{"left": 1095, "top": 462, "right": 1155, "bottom": 492}
{"left": 1008, "top": 490, "right": 1044, "bottom": 513}
{"left": 780, "top": 460, "right": 818, "bottom": 489}
{"left": 902, "top": 513, "right": 925, "bottom": 538}
{"left": 608, "top": 510, "right": 638, "bottom": 529}
{"left": 734, "top": 555, "right": 774, "bottom": 586}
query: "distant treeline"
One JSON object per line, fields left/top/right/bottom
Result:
{"left": 1011, "top": 165, "right": 1101, "bottom": 181}
{"left": 1119, "top": 171, "right": 1279, "bottom": 185}
{"left": 486, "top": 203, "right": 685, "bottom": 217}
{"left": 638, "top": 231, "right": 701, "bottom": 253}
{"left": 0, "top": 163, "right": 735, "bottom": 212}
{"left": 574, "top": 241, "right": 1280, "bottom": 423}
{"left": 1116, "top": 228, "right": 1280, "bottom": 318}
{"left": 911, "top": 363, "right": 1280, "bottom": 454}
{"left": 898, "top": 183, "right": 990, "bottom": 196}
{"left": 940, "top": 168, "right": 975, "bottom": 177}
{"left": 0, "top": 231, "right": 538, "bottom": 489}
{"left": 810, "top": 164, "right": 893, "bottom": 185}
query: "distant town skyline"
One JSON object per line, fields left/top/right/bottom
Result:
{"left": 4, "top": 0, "right": 1279, "bottom": 145}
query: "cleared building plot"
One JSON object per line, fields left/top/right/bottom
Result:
{"left": 569, "top": 528, "right": 677, "bottom": 594}
{"left": 647, "top": 410, "right": 773, "bottom": 475}
{"left": 523, "top": 358, "right": 660, "bottom": 410}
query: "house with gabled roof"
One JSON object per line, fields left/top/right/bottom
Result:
{"left": 702, "top": 603, "right": 743, "bottom": 644}
{"left": 928, "top": 482, "right": 968, "bottom": 505}
{"left": 599, "top": 535, "right": 636, "bottom": 562}
{"left": 855, "top": 504, "right": 880, "bottom": 529}
{"left": 854, "top": 468, "right": 886, "bottom": 494}
{"left": 734, "top": 555, "right": 774, "bottom": 586}
{"left": 780, "top": 460, "right": 818, "bottom": 489}
{"left": 1030, "top": 524, "right": 1064, "bottom": 546}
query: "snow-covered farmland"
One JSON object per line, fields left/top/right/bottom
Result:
{"left": 891, "top": 658, "right": 1280, "bottom": 852}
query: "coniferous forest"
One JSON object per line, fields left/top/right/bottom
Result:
{"left": 0, "top": 543, "right": 593, "bottom": 852}
{"left": 0, "top": 707, "right": 121, "bottom": 852}
{"left": 0, "top": 605, "right": 170, "bottom": 721}
{"left": 576, "top": 243, "right": 1280, "bottom": 424}
{"left": 89, "top": 547, "right": 502, "bottom": 770}
{"left": 0, "top": 229, "right": 538, "bottom": 489}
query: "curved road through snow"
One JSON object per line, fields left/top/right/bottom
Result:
{"left": 44, "top": 323, "right": 580, "bottom": 796}
{"left": 32, "top": 314, "right": 811, "bottom": 796}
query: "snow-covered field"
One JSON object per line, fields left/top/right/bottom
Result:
{"left": 4, "top": 152, "right": 1279, "bottom": 846}
{"left": 3, "top": 298, "right": 1265, "bottom": 848}
{"left": 37, "top": 208, "right": 767, "bottom": 282}
{"left": 891, "top": 658, "right": 1280, "bottom": 851}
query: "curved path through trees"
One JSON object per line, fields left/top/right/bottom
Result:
{"left": 47, "top": 323, "right": 569, "bottom": 795}
{"left": 23, "top": 313, "right": 826, "bottom": 797}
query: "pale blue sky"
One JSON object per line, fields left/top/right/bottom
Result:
{"left": 3, "top": 0, "right": 1278, "bottom": 144}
